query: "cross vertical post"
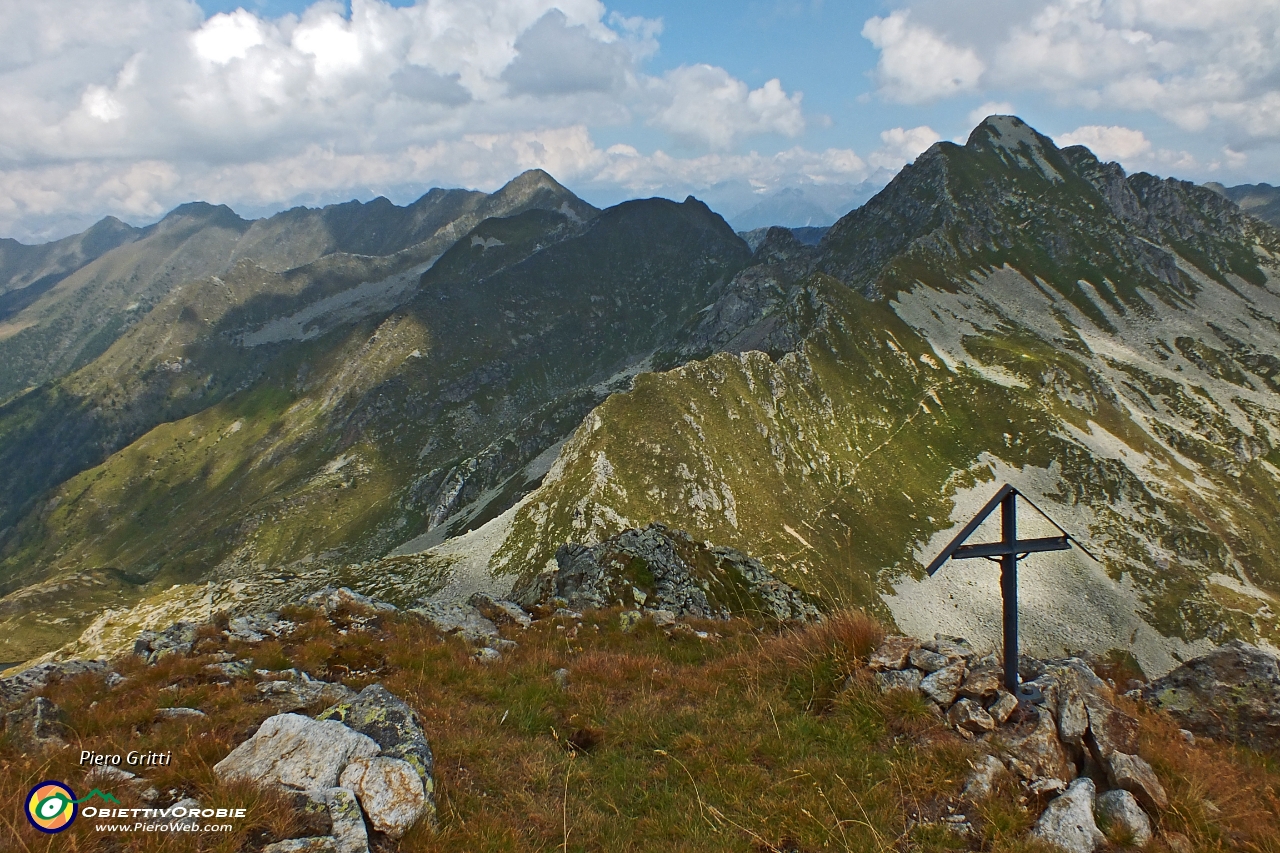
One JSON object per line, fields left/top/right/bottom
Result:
{"left": 1000, "top": 489, "right": 1019, "bottom": 695}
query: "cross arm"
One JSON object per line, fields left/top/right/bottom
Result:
{"left": 952, "top": 535, "right": 1071, "bottom": 560}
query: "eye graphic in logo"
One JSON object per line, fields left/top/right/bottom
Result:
{"left": 25, "top": 781, "right": 77, "bottom": 833}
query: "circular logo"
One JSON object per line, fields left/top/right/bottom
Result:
{"left": 25, "top": 781, "right": 77, "bottom": 833}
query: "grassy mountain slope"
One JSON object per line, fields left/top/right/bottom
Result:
{"left": 0, "top": 191, "right": 748, "bottom": 661}
{"left": 486, "top": 117, "right": 1280, "bottom": 675}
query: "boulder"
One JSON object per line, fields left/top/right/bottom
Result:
{"left": 1095, "top": 789, "right": 1152, "bottom": 847}
{"left": 920, "top": 661, "right": 967, "bottom": 706}
{"left": 948, "top": 698, "right": 996, "bottom": 733}
{"left": 868, "top": 637, "right": 920, "bottom": 671}
{"left": 213, "top": 713, "right": 379, "bottom": 791}
{"left": 317, "top": 684, "right": 436, "bottom": 821}
{"left": 467, "top": 593, "right": 532, "bottom": 628}
{"left": 305, "top": 587, "right": 396, "bottom": 615}
{"left": 875, "top": 668, "right": 923, "bottom": 694}
{"left": 3, "top": 696, "right": 67, "bottom": 746}
{"left": 157, "top": 707, "right": 206, "bottom": 720}
{"left": 226, "top": 613, "right": 285, "bottom": 643}
{"left": 1104, "top": 752, "right": 1168, "bottom": 813}
{"left": 339, "top": 757, "right": 427, "bottom": 838}
{"left": 1032, "top": 777, "right": 1105, "bottom": 853}
{"left": 1141, "top": 640, "right": 1280, "bottom": 752}
{"left": 1, "top": 659, "right": 110, "bottom": 705}
{"left": 411, "top": 600, "right": 498, "bottom": 643}
{"left": 924, "top": 636, "right": 976, "bottom": 662}
{"left": 133, "top": 622, "right": 198, "bottom": 664}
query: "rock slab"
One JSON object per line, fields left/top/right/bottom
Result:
{"left": 339, "top": 756, "right": 427, "bottom": 838}
{"left": 1032, "top": 777, "right": 1105, "bottom": 853}
{"left": 213, "top": 713, "right": 379, "bottom": 791}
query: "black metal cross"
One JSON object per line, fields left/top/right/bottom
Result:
{"left": 926, "top": 483, "right": 1096, "bottom": 703}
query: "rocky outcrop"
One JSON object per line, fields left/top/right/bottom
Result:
{"left": 1142, "top": 640, "right": 1280, "bottom": 752}
{"left": 1095, "top": 789, "right": 1153, "bottom": 847}
{"left": 869, "top": 633, "right": 1166, "bottom": 850}
{"left": 0, "top": 658, "right": 111, "bottom": 705}
{"left": 513, "top": 523, "right": 819, "bottom": 621}
{"left": 133, "top": 621, "right": 198, "bottom": 664}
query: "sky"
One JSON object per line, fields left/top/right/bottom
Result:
{"left": 3, "top": 0, "right": 1279, "bottom": 241}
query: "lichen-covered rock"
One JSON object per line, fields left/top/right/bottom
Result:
{"left": 213, "top": 713, "right": 379, "bottom": 791}
{"left": 323, "top": 787, "right": 370, "bottom": 853}
{"left": 318, "top": 684, "right": 436, "bottom": 822}
{"left": 133, "top": 622, "right": 198, "bottom": 664}
{"left": 958, "top": 666, "right": 1003, "bottom": 700}
{"left": 920, "top": 661, "right": 967, "bottom": 705}
{"left": 339, "top": 756, "right": 427, "bottom": 838}
{"left": 1104, "top": 752, "right": 1168, "bottom": 813}
{"left": 1095, "top": 789, "right": 1152, "bottom": 847}
{"left": 1032, "top": 777, "right": 1105, "bottom": 853}
{"left": 0, "top": 659, "right": 110, "bottom": 705}
{"left": 875, "top": 668, "right": 923, "bottom": 694}
{"left": 512, "top": 523, "right": 819, "bottom": 621}
{"left": 868, "top": 636, "right": 919, "bottom": 671}
{"left": 1142, "top": 640, "right": 1280, "bottom": 753}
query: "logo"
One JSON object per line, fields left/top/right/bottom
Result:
{"left": 25, "top": 781, "right": 77, "bottom": 833}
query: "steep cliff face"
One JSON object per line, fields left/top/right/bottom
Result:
{"left": 484, "top": 118, "right": 1280, "bottom": 676}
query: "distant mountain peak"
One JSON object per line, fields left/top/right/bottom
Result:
{"left": 964, "top": 114, "right": 1066, "bottom": 183}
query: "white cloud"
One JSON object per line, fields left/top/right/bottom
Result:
{"left": 866, "top": 0, "right": 1280, "bottom": 149}
{"left": 0, "top": 0, "right": 826, "bottom": 239}
{"left": 1057, "top": 125, "right": 1152, "bottom": 162}
{"left": 861, "top": 11, "right": 984, "bottom": 103}
{"left": 869, "top": 125, "right": 941, "bottom": 170}
{"left": 968, "top": 101, "right": 1015, "bottom": 126}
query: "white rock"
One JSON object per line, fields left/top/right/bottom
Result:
{"left": 262, "top": 839, "right": 339, "bottom": 853}
{"left": 1032, "top": 777, "right": 1105, "bottom": 853}
{"left": 961, "top": 754, "right": 1005, "bottom": 800}
{"left": 213, "top": 713, "right": 379, "bottom": 791}
{"left": 339, "top": 756, "right": 428, "bottom": 838}
{"left": 1095, "top": 789, "right": 1153, "bottom": 847}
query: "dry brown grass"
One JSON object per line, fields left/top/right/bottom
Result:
{"left": 1, "top": 604, "right": 1276, "bottom": 852}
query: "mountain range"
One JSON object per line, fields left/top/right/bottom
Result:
{"left": 1, "top": 116, "right": 1278, "bottom": 681}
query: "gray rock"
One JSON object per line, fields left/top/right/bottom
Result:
{"left": 87, "top": 766, "right": 137, "bottom": 784}
{"left": 213, "top": 713, "right": 379, "bottom": 791}
{"left": 3, "top": 696, "right": 66, "bottom": 745}
{"left": 157, "top": 707, "right": 206, "bottom": 720}
{"left": 411, "top": 600, "right": 498, "bottom": 642}
{"left": 961, "top": 754, "right": 1006, "bottom": 800}
{"left": 205, "top": 659, "right": 254, "bottom": 678}
{"left": 257, "top": 676, "right": 356, "bottom": 713}
{"left": 339, "top": 756, "right": 427, "bottom": 838}
{"left": 553, "top": 668, "right": 571, "bottom": 690}
{"left": 1142, "top": 640, "right": 1280, "bottom": 753}
{"left": 874, "top": 668, "right": 923, "bottom": 694}
{"left": 909, "top": 648, "right": 951, "bottom": 673}
{"left": 924, "top": 636, "right": 976, "bottom": 662}
{"left": 987, "top": 690, "right": 1018, "bottom": 725}
{"left": 317, "top": 684, "right": 436, "bottom": 822}
{"left": 958, "top": 666, "right": 1003, "bottom": 700}
{"left": 226, "top": 613, "right": 281, "bottom": 643}
{"left": 474, "top": 647, "right": 501, "bottom": 662}
{"left": 466, "top": 592, "right": 532, "bottom": 628}
{"left": 305, "top": 587, "right": 396, "bottom": 614}
{"left": 1032, "top": 777, "right": 1105, "bottom": 853}
{"left": 920, "top": 661, "right": 967, "bottom": 705}
{"left": 1104, "top": 752, "right": 1168, "bottom": 813}
{"left": 868, "top": 636, "right": 920, "bottom": 671}
{"left": 948, "top": 698, "right": 996, "bottom": 733}
{"left": 170, "top": 797, "right": 201, "bottom": 814}
{"left": 134, "top": 622, "right": 198, "bottom": 664}
{"left": 1001, "top": 706, "right": 1074, "bottom": 788}
{"left": 647, "top": 609, "right": 677, "bottom": 627}
{"left": 323, "top": 787, "right": 370, "bottom": 853}
{"left": 1095, "top": 789, "right": 1152, "bottom": 847}
{"left": 262, "top": 839, "right": 339, "bottom": 853}
{"left": 0, "top": 659, "right": 109, "bottom": 705}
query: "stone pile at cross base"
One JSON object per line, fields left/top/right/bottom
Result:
{"left": 867, "top": 634, "right": 1168, "bottom": 853}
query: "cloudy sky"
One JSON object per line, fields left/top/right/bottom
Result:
{"left": 3, "top": 0, "right": 1278, "bottom": 241}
